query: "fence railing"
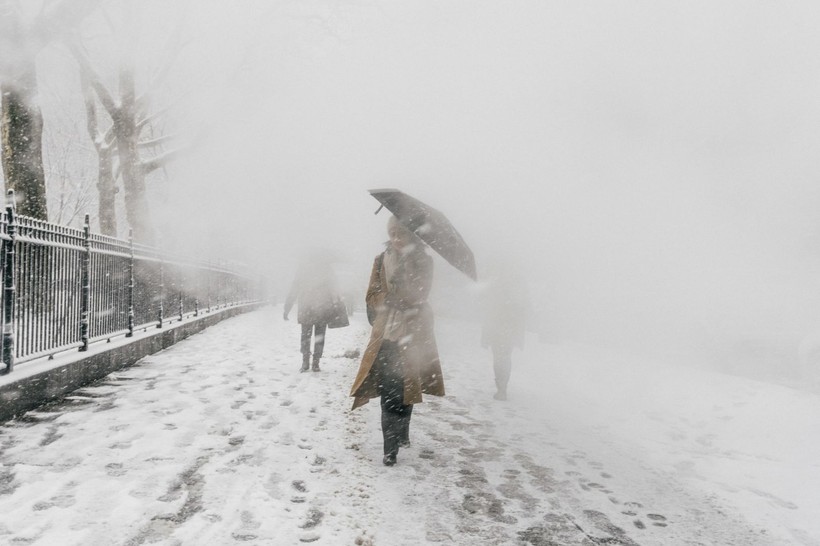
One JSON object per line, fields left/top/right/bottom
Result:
{"left": 0, "top": 191, "right": 260, "bottom": 374}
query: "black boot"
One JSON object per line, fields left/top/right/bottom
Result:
{"left": 381, "top": 411, "right": 400, "bottom": 466}
{"left": 300, "top": 354, "right": 310, "bottom": 372}
{"left": 312, "top": 356, "right": 321, "bottom": 372}
{"left": 398, "top": 408, "right": 412, "bottom": 448}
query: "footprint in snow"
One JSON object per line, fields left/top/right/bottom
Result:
{"left": 621, "top": 501, "right": 647, "bottom": 518}
{"left": 300, "top": 508, "right": 324, "bottom": 529}
{"left": 311, "top": 455, "right": 326, "bottom": 466}
{"left": 647, "top": 513, "right": 668, "bottom": 527}
{"left": 105, "top": 462, "right": 127, "bottom": 477}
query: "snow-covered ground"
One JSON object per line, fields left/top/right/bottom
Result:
{"left": 0, "top": 306, "right": 818, "bottom": 545}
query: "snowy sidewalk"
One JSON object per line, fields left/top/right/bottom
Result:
{"left": 0, "top": 306, "right": 817, "bottom": 545}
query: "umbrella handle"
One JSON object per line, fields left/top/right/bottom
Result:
{"left": 374, "top": 204, "right": 384, "bottom": 215}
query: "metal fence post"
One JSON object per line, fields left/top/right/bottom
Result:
{"left": 157, "top": 252, "right": 164, "bottom": 329}
{"left": 126, "top": 229, "right": 134, "bottom": 337}
{"left": 2, "top": 190, "right": 17, "bottom": 374}
{"left": 217, "top": 267, "right": 222, "bottom": 309}
{"left": 207, "top": 266, "right": 212, "bottom": 312}
{"left": 79, "top": 214, "right": 91, "bottom": 351}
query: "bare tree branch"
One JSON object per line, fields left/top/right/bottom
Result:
{"left": 139, "top": 134, "right": 175, "bottom": 149}
{"left": 136, "top": 106, "right": 171, "bottom": 133}
{"left": 141, "top": 146, "right": 184, "bottom": 176}
{"left": 80, "top": 72, "right": 102, "bottom": 149}
{"left": 68, "top": 40, "right": 119, "bottom": 115}
{"left": 102, "top": 124, "right": 116, "bottom": 149}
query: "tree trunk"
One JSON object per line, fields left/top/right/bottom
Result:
{"left": 1, "top": 67, "right": 48, "bottom": 220}
{"left": 116, "top": 118, "right": 152, "bottom": 244}
{"left": 115, "top": 67, "right": 153, "bottom": 245}
{"left": 81, "top": 75, "right": 117, "bottom": 236}
{"left": 97, "top": 147, "right": 117, "bottom": 235}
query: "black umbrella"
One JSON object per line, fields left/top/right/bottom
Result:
{"left": 369, "top": 188, "right": 477, "bottom": 281}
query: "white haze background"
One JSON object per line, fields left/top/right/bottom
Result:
{"left": 163, "top": 0, "right": 820, "bottom": 380}
{"left": 24, "top": 2, "right": 820, "bottom": 391}
{"left": 3, "top": 2, "right": 820, "bottom": 544}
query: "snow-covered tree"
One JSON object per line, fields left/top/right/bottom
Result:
{"left": 68, "top": 0, "right": 187, "bottom": 242}
{"left": 0, "top": 0, "right": 100, "bottom": 219}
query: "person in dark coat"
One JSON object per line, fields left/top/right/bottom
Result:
{"left": 283, "top": 253, "right": 339, "bottom": 372}
{"left": 349, "top": 216, "right": 445, "bottom": 466}
{"left": 480, "top": 264, "right": 530, "bottom": 400}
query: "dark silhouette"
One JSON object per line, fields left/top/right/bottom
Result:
{"left": 481, "top": 264, "right": 530, "bottom": 400}
{"left": 350, "top": 216, "right": 445, "bottom": 466}
{"left": 283, "top": 253, "right": 341, "bottom": 372}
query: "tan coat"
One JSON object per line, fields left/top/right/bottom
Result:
{"left": 350, "top": 250, "right": 445, "bottom": 409}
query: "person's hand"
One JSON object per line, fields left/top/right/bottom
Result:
{"left": 283, "top": 313, "right": 289, "bottom": 321}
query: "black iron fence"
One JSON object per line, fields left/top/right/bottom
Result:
{"left": 0, "top": 191, "right": 260, "bottom": 374}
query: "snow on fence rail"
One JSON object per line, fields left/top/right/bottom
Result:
{"left": 0, "top": 190, "right": 260, "bottom": 375}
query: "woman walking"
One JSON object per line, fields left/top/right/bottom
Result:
{"left": 480, "top": 263, "right": 530, "bottom": 400}
{"left": 283, "top": 252, "right": 341, "bottom": 372}
{"left": 349, "top": 216, "right": 445, "bottom": 466}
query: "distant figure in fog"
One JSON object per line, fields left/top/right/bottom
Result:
{"left": 283, "top": 253, "right": 342, "bottom": 372}
{"left": 480, "top": 263, "right": 530, "bottom": 401}
{"left": 350, "top": 215, "right": 445, "bottom": 466}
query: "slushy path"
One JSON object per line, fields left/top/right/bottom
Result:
{"left": 0, "top": 306, "right": 811, "bottom": 545}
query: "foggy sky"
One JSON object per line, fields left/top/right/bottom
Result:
{"left": 32, "top": 1, "right": 820, "bottom": 371}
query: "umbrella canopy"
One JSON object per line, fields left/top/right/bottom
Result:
{"left": 369, "top": 188, "right": 477, "bottom": 281}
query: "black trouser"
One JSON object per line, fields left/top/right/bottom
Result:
{"left": 300, "top": 323, "right": 327, "bottom": 359}
{"left": 377, "top": 341, "right": 413, "bottom": 455}
{"left": 492, "top": 343, "right": 513, "bottom": 394}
